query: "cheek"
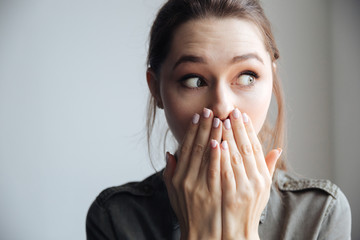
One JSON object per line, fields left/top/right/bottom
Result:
{"left": 249, "top": 101, "right": 270, "bottom": 134}
{"left": 242, "top": 88, "right": 272, "bottom": 134}
{"left": 161, "top": 89, "right": 202, "bottom": 144}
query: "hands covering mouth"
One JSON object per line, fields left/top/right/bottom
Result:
{"left": 163, "top": 108, "right": 282, "bottom": 240}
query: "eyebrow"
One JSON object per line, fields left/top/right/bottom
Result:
{"left": 173, "top": 53, "right": 264, "bottom": 70}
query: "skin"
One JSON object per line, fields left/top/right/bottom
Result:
{"left": 147, "top": 17, "right": 282, "bottom": 240}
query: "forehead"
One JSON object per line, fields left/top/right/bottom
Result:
{"left": 168, "top": 17, "right": 269, "bottom": 63}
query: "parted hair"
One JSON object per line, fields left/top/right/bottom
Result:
{"left": 146, "top": 0, "right": 287, "bottom": 171}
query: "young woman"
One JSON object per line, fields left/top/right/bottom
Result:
{"left": 86, "top": 0, "right": 351, "bottom": 239}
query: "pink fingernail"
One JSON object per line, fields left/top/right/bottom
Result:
{"left": 233, "top": 108, "right": 240, "bottom": 119}
{"left": 192, "top": 113, "right": 200, "bottom": 124}
{"left": 277, "top": 148, "right": 283, "bottom": 156}
{"left": 224, "top": 119, "right": 231, "bottom": 130}
{"left": 213, "top": 118, "right": 220, "bottom": 128}
{"left": 221, "top": 141, "right": 228, "bottom": 150}
{"left": 203, "top": 108, "right": 211, "bottom": 118}
{"left": 211, "top": 139, "right": 217, "bottom": 149}
{"left": 242, "top": 113, "right": 249, "bottom": 123}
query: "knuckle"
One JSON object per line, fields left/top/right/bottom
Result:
{"left": 208, "top": 168, "right": 219, "bottom": 179}
{"left": 225, "top": 200, "right": 238, "bottom": 210}
{"left": 231, "top": 152, "right": 242, "bottom": 165}
{"left": 203, "top": 147, "right": 211, "bottom": 160}
{"left": 181, "top": 179, "right": 192, "bottom": 192}
{"left": 171, "top": 177, "right": 179, "bottom": 189}
{"left": 193, "top": 143, "right": 205, "bottom": 154}
{"left": 241, "top": 144, "right": 253, "bottom": 156}
{"left": 253, "top": 143, "right": 263, "bottom": 153}
{"left": 225, "top": 197, "right": 243, "bottom": 211}
{"left": 193, "top": 187, "right": 204, "bottom": 199}
{"left": 223, "top": 169, "right": 234, "bottom": 180}
{"left": 180, "top": 144, "right": 191, "bottom": 156}
{"left": 239, "top": 185, "right": 254, "bottom": 201}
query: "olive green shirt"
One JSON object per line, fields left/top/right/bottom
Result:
{"left": 86, "top": 169, "right": 351, "bottom": 239}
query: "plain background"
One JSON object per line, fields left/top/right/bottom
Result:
{"left": 0, "top": 0, "right": 359, "bottom": 239}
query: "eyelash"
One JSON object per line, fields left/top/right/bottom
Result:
{"left": 237, "top": 70, "right": 259, "bottom": 88}
{"left": 240, "top": 70, "right": 259, "bottom": 79}
{"left": 179, "top": 74, "right": 206, "bottom": 89}
{"left": 179, "top": 71, "right": 259, "bottom": 89}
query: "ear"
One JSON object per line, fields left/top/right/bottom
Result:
{"left": 146, "top": 68, "right": 164, "bottom": 109}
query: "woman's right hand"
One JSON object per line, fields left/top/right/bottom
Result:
{"left": 163, "top": 108, "right": 223, "bottom": 240}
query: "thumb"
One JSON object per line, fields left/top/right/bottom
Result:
{"left": 264, "top": 148, "right": 282, "bottom": 177}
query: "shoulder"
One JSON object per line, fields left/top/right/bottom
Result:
{"left": 90, "top": 170, "right": 166, "bottom": 213}
{"left": 94, "top": 172, "right": 161, "bottom": 207}
{"left": 274, "top": 170, "right": 351, "bottom": 217}
{"left": 86, "top": 171, "right": 175, "bottom": 239}
{"left": 276, "top": 170, "right": 339, "bottom": 199}
{"left": 268, "top": 170, "right": 351, "bottom": 239}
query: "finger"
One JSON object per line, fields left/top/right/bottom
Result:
{"left": 187, "top": 108, "right": 214, "bottom": 180}
{"left": 265, "top": 148, "right": 282, "bottom": 177}
{"left": 198, "top": 118, "right": 222, "bottom": 183}
{"left": 210, "top": 117, "right": 222, "bottom": 143}
{"left": 205, "top": 139, "right": 221, "bottom": 192}
{"left": 223, "top": 110, "right": 257, "bottom": 179}
{"left": 221, "top": 118, "right": 247, "bottom": 189}
{"left": 220, "top": 141, "right": 236, "bottom": 195}
{"left": 236, "top": 111, "right": 268, "bottom": 176}
{"left": 163, "top": 152, "right": 179, "bottom": 205}
{"left": 174, "top": 113, "right": 200, "bottom": 178}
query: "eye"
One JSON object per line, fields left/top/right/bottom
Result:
{"left": 236, "top": 72, "right": 257, "bottom": 86}
{"left": 181, "top": 75, "right": 206, "bottom": 89}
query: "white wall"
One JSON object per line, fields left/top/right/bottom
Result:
{"left": 264, "top": 1, "right": 360, "bottom": 238}
{"left": 0, "top": 1, "right": 358, "bottom": 239}
{"left": 263, "top": 0, "right": 333, "bottom": 180}
{"left": 0, "top": 1, "right": 163, "bottom": 239}
{"left": 330, "top": 0, "right": 360, "bottom": 238}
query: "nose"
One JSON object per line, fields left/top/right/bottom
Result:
{"left": 208, "top": 82, "right": 234, "bottom": 121}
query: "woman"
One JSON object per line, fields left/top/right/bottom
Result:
{"left": 86, "top": 0, "right": 351, "bottom": 239}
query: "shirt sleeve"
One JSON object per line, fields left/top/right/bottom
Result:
{"left": 86, "top": 200, "right": 117, "bottom": 240}
{"left": 318, "top": 188, "right": 352, "bottom": 240}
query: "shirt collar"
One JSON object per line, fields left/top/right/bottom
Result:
{"left": 260, "top": 203, "right": 268, "bottom": 224}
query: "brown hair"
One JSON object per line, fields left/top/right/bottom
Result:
{"left": 146, "top": 0, "right": 287, "bottom": 171}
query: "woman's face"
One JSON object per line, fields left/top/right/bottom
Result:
{"left": 152, "top": 17, "right": 274, "bottom": 144}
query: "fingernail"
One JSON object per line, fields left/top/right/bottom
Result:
{"left": 242, "top": 113, "right": 249, "bottom": 123}
{"left": 213, "top": 118, "right": 220, "bottom": 128}
{"left": 224, "top": 119, "right": 231, "bottom": 130}
{"left": 192, "top": 113, "right": 200, "bottom": 124}
{"left": 233, "top": 108, "right": 240, "bottom": 119}
{"left": 211, "top": 139, "right": 217, "bottom": 149}
{"left": 221, "top": 141, "right": 228, "bottom": 150}
{"left": 203, "top": 108, "right": 211, "bottom": 118}
{"left": 166, "top": 152, "right": 170, "bottom": 164}
{"left": 277, "top": 148, "right": 283, "bottom": 156}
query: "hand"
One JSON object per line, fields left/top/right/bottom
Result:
{"left": 163, "top": 108, "right": 223, "bottom": 240}
{"left": 220, "top": 108, "right": 282, "bottom": 239}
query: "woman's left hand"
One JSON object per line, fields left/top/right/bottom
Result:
{"left": 220, "top": 108, "right": 282, "bottom": 240}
